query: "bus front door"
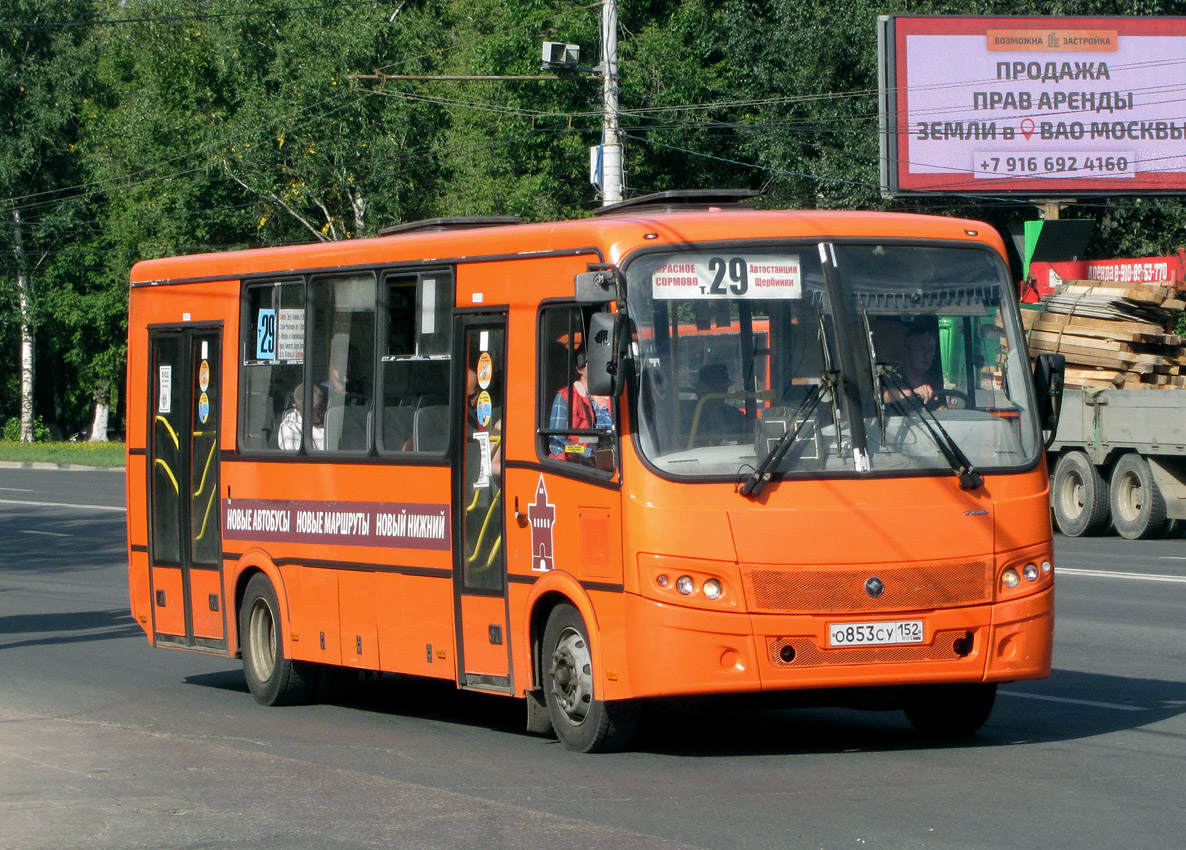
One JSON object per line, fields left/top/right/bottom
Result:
{"left": 146, "top": 326, "right": 227, "bottom": 652}
{"left": 453, "top": 318, "right": 512, "bottom": 692}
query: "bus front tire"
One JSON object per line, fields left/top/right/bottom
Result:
{"left": 904, "top": 683, "right": 997, "bottom": 737}
{"left": 1052, "top": 450, "right": 1109, "bottom": 537}
{"left": 542, "top": 604, "right": 638, "bottom": 753}
{"left": 240, "top": 573, "right": 317, "bottom": 706}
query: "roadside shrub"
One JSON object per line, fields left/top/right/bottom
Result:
{"left": 3, "top": 416, "right": 51, "bottom": 442}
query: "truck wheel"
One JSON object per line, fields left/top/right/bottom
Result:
{"left": 1110, "top": 453, "right": 1169, "bottom": 540}
{"left": 1052, "top": 451, "right": 1109, "bottom": 536}
{"left": 240, "top": 573, "right": 318, "bottom": 706}
{"left": 904, "top": 683, "right": 997, "bottom": 737}
{"left": 542, "top": 604, "right": 638, "bottom": 753}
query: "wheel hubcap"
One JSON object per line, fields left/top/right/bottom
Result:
{"left": 247, "top": 599, "right": 277, "bottom": 682}
{"left": 1061, "top": 471, "right": 1086, "bottom": 517}
{"left": 549, "top": 627, "right": 593, "bottom": 725}
{"left": 1117, "top": 472, "right": 1144, "bottom": 522}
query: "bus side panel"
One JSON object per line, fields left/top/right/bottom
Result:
{"left": 189, "top": 569, "right": 226, "bottom": 641}
{"left": 126, "top": 452, "right": 152, "bottom": 640}
{"left": 459, "top": 595, "right": 508, "bottom": 678}
{"left": 126, "top": 292, "right": 152, "bottom": 639}
{"left": 339, "top": 570, "right": 379, "bottom": 669}
{"left": 285, "top": 565, "right": 343, "bottom": 666}
{"left": 504, "top": 465, "right": 631, "bottom": 699}
{"left": 150, "top": 567, "right": 186, "bottom": 638}
{"left": 377, "top": 573, "right": 456, "bottom": 680}
{"left": 129, "top": 550, "right": 152, "bottom": 640}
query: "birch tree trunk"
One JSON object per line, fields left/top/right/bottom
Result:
{"left": 90, "top": 382, "right": 111, "bottom": 442}
{"left": 13, "top": 210, "right": 35, "bottom": 443}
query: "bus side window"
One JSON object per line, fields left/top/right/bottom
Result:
{"left": 378, "top": 271, "right": 454, "bottom": 454}
{"left": 309, "top": 273, "right": 376, "bottom": 453}
{"left": 538, "top": 305, "right": 616, "bottom": 470}
{"left": 240, "top": 280, "right": 305, "bottom": 452}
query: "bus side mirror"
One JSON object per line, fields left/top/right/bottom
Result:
{"left": 1032, "top": 353, "right": 1065, "bottom": 447}
{"left": 586, "top": 312, "right": 630, "bottom": 397}
{"left": 575, "top": 270, "right": 617, "bottom": 304}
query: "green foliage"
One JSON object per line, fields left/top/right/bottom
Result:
{"left": 4, "top": 415, "right": 49, "bottom": 442}
{"left": 5, "top": 0, "right": 1186, "bottom": 437}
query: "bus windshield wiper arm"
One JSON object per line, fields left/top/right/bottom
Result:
{"left": 859, "top": 304, "right": 887, "bottom": 436}
{"left": 882, "top": 372, "right": 984, "bottom": 490}
{"left": 739, "top": 372, "right": 835, "bottom": 498}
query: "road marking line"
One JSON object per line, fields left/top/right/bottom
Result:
{"left": 1057, "top": 567, "right": 1186, "bottom": 584}
{"left": 999, "top": 690, "right": 1145, "bottom": 711}
{"left": 1158, "top": 556, "right": 1186, "bottom": 561}
{"left": 0, "top": 487, "right": 34, "bottom": 492}
{"left": 0, "top": 498, "right": 124, "bottom": 513}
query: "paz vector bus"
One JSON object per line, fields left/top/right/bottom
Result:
{"left": 125, "top": 191, "right": 1065, "bottom": 752}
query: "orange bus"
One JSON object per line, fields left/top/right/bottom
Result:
{"left": 126, "top": 192, "right": 1065, "bottom": 752}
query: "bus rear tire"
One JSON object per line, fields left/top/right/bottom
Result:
{"left": 542, "top": 604, "right": 638, "bottom": 753}
{"left": 904, "top": 683, "right": 996, "bottom": 737}
{"left": 1110, "top": 453, "right": 1169, "bottom": 540}
{"left": 1052, "top": 451, "right": 1109, "bottom": 536}
{"left": 240, "top": 573, "right": 317, "bottom": 706}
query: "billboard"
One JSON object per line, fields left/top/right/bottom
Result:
{"left": 879, "top": 16, "right": 1186, "bottom": 196}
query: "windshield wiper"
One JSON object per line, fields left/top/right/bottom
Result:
{"left": 859, "top": 304, "right": 887, "bottom": 437}
{"left": 881, "top": 371, "right": 984, "bottom": 490}
{"left": 818, "top": 243, "right": 870, "bottom": 473}
{"left": 739, "top": 372, "right": 836, "bottom": 498}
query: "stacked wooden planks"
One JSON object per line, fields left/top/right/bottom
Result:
{"left": 1024, "top": 281, "right": 1186, "bottom": 389}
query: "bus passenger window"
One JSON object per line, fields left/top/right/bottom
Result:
{"left": 379, "top": 272, "right": 454, "bottom": 454}
{"left": 309, "top": 273, "right": 376, "bottom": 453}
{"left": 538, "top": 306, "right": 616, "bottom": 470}
{"left": 240, "top": 280, "right": 305, "bottom": 452}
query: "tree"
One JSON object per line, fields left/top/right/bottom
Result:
{"left": 0, "top": 0, "right": 97, "bottom": 440}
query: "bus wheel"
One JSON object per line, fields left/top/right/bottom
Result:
{"left": 542, "top": 604, "right": 638, "bottom": 753}
{"left": 904, "top": 683, "right": 996, "bottom": 737}
{"left": 1110, "top": 453, "right": 1169, "bottom": 540}
{"left": 1052, "top": 451, "right": 1109, "bottom": 536}
{"left": 240, "top": 573, "right": 317, "bottom": 706}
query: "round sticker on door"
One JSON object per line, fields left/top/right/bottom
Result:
{"left": 198, "top": 392, "right": 210, "bottom": 424}
{"left": 198, "top": 360, "right": 210, "bottom": 392}
{"left": 475, "top": 390, "right": 493, "bottom": 428}
{"left": 476, "top": 352, "right": 493, "bottom": 389}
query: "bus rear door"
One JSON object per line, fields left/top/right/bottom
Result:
{"left": 146, "top": 326, "right": 227, "bottom": 651}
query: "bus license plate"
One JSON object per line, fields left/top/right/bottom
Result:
{"left": 828, "top": 620, "right": 924, "bottom": 647}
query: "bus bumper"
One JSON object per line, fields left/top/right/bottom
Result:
{"left": 622, "top": 587, "right": 1053, "bottom": 699}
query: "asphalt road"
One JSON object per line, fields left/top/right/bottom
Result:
{"left": 1, "top": 467, "right": 1184, "bottom": 849}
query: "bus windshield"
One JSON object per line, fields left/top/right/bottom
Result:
{"left": 627, "top": 242, "right": 1040, "bottom": 481}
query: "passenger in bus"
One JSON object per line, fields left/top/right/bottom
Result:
{"left": 278, "top": 382, "right": 325, "bottom": 451}
{"left": 548, "top": 348, "right": 612, "bottom": 462}
{"left": 691, "top": 363, "right": 746, "bottom": 445}
{"left": 883, "top": 326, "right": 947, "bottom": 408}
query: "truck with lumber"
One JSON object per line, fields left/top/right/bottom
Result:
{"left": 1022, "top": 266, "right": 1186, "bottom": 539}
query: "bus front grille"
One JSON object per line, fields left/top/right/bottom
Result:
{"left": 744, "top": 561, "right": 992, "bottom": 614}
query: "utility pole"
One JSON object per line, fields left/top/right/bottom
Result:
{"left": 599, "top": 0, "right": 624, "bottom": 205}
